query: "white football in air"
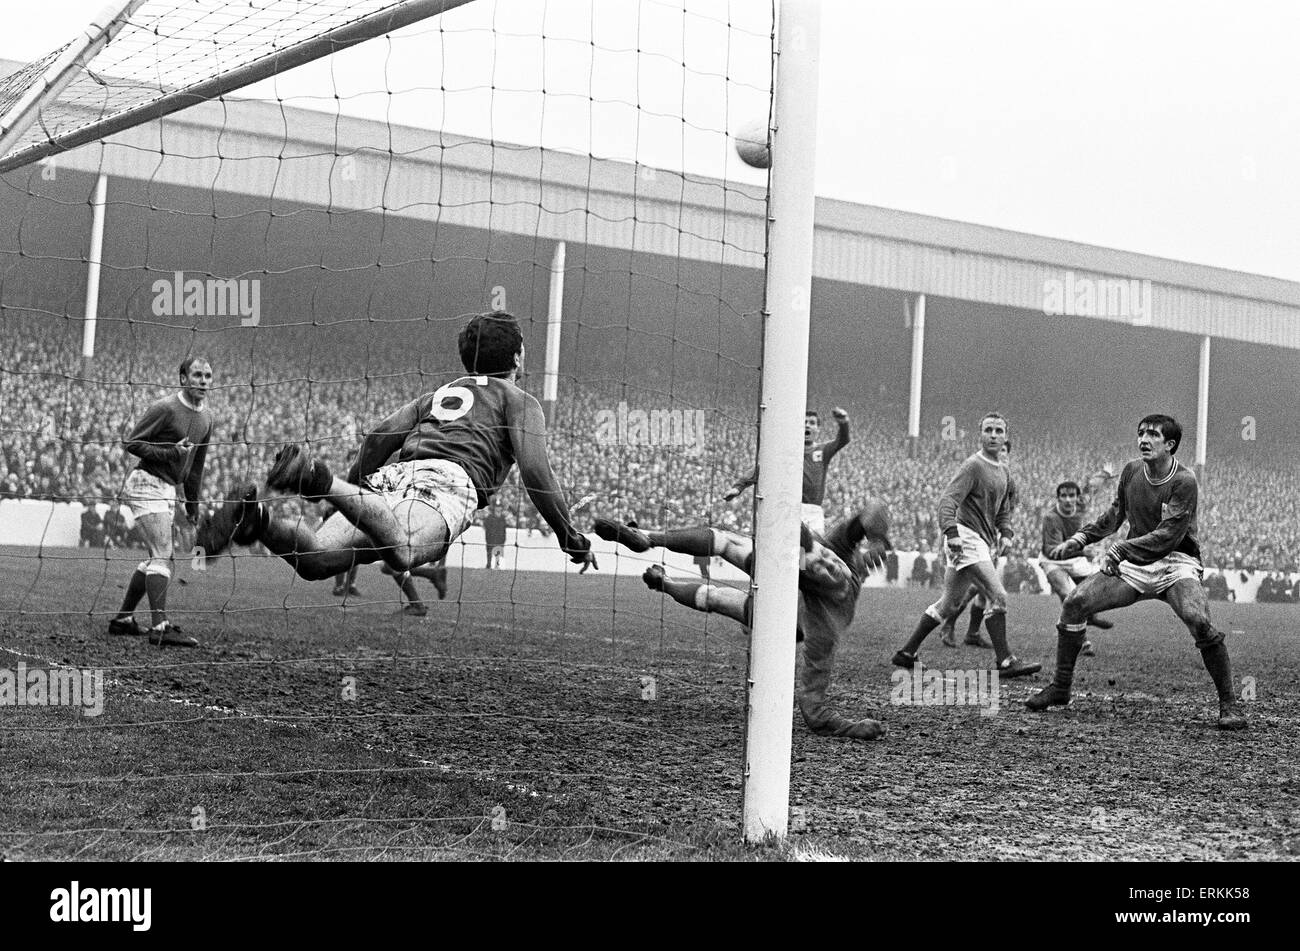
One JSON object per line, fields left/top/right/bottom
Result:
{"left": 734, "top": 120, "right": 771, "bottom": 169}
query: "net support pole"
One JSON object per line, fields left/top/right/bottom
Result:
{"left": 542, "top": 240, "right": 566, "bottom": 425}
{"left": 1196, "top": 334, "right": 1210, "bottom": 476}
{"left": 81, "top": 172, "right": 108, "bottom": 371}
{"left": 907, "top": 293, "right": 926, "bottom": 459}
{"left": 742, "top": 0, "right": 822, "bottom": 844}
{"left": 0, "top": 0, "right": 147, "bottom": 162}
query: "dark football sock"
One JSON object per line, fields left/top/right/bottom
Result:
{"left": 647, "top": 527, "right": 716, "bottom": 557}
{"left": 984, "top": 611, "right": 1010, "bottom": 662}
{"left": 966, "top": 603, "right": 985, "bottom": 638}
{"left": 144, "top": 573, "right": 168, "bottom": 628}
{"left": 1051, "top": 624, "right": 1087, "bottom": 690}
{"left": 1199, "top": 640, "right": 1236, "bottom": 704}
{"left": 117, "top": 569, "right": 148, "bottom": 618}
{"left": 901, "top": 612, "right": 941, "bottom": 655}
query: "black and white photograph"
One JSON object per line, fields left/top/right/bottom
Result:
{"left": 0, "top": 0, "right": 1293, "bottom": 910}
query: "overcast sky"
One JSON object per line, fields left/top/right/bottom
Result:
{"left": 4, "top": 0, "right": 1298, "bottom": 283}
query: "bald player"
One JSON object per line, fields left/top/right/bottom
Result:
{"left": 109, "top": 356, "right": 214, "bottom": 648}
{"left": 594, "top": 503, "right": 892, "bottom": 741}
{"left": 892, "top": 412, "right": 1039, "bottom": 678}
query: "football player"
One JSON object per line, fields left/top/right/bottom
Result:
{"left": 1028, "top": 415, "right": 1246, "bottom": 730}
{"left": 594, "top": 503, "right": 892, "bottom": 741}
{"left": 108, "top": 356, "right": 214, "bottom": 647}
{"left": 723, "top": 406, "right": 850, "bottom": 534}
{"left": 892, "top": 413, "right": 1040, "bottom": 677}
{"left": 200, "top": 311, "right": 595, "bottom": 579}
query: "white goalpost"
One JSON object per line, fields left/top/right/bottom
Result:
{"left": 0, "top": 0, "right": 823, "bottom": 854}
{"left": 742, "top": 0, "right": 821, "bottom": 843}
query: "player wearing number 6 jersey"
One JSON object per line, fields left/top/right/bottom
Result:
{"left": 198, "top": 311, "right": 596, "bottom": 577}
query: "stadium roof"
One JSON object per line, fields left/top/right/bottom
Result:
{"left": 3, "top": 55, "right": 1298, "bottom": 349}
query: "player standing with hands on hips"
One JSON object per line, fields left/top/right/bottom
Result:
{"left": 108, "top": 356, "right": 214, "bottom": 647}
{"left": 724, "top": 406, "right": 850, "bottom": 534}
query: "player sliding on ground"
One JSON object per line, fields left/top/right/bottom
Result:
{"left": 199, "top": 311, "right": 596, "bottom": 579}
{"left": 1027, "top": 414, "right": 1247, "bottom": 730}
{"left": 594, "top": 504, "right": 892, "bottom": 741}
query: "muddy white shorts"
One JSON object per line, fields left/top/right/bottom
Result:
{"left": 121, "top": 468, "right": 176, "bottom": 519}
{"left": 945, "top": 524, "right": 993, "bottom": 571}
{"left": 363, "top": 458, "right": 477, "bottom": 539}
{"left": 1117, "top": 551, "right": 1203, "bottom": 596}
{"left": 1041, "top": 556, "right": 1097, "bottom": 580}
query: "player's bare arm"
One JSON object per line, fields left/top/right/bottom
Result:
{"left": 506, "top": 389, "right": 595, "bottom": 567}
{"left": 822, "top": 406, "right": 850, "bottom": 458}
{"left": 347, "top": 399, "right": 422, "bottom": 485}
{"left": 722, "top": 464, "right": 757, "bottom": 501}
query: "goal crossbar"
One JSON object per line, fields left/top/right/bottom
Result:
{"left": 0, "top": 0, "right": 476, "bottom": 175}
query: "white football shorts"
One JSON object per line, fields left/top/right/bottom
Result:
{"left": 1040, "top": 555, "right": 1097, "bottom": 580}
{"left": 121, "top": 467, "right": 177, "bottom": 519}
{"left": 363, "top": 459, "right": 477, "bottom": 540}
{"left": 1117, "top": 551, "right": 1203, "bottom": 596}
{"left": 945, "top": 523, "right": 993, "bottom": 570}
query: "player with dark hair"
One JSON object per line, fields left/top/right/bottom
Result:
{"left": 594, "top": 503, "right": 892, "bottom": 740}
{"left": 1028, "top": 414, "right": 1247, "bottom": 730}
{"left": 199, "top": 311, "right": 596, "bottom": 579}
{"left": 1039, "top": 479, "right": 1114, "bottom": 656}
{"left": 723, "top": 406, "right": 850, "bottom": 534}
{"left": 108, "top": 356, "right": 214, "bottom": 647}
{"left": 892, "top": 413, "right": 1039, "bottom": 677}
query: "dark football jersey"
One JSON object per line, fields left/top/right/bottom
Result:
{"left": 392, "top": 375, "right": 518, "bottom": 506}
{"left": 1041, "top": 505, "right": 1085, "bottom": 558}
{"left": 1080, "top": 459, "right": 1201, "bottom": 564}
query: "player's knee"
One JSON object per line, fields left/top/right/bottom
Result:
{"left": 1190, "top": 617, "right": 1222, "bottom": 650}
{"left": 141, "top": 559, "right": 171, "bottom": 579}
{"left": 294, "top": 556, "right": 336, "bottom": 582}
{"left": 924, "top": 603, "right": 946, "bottom": 623}
{"left": 1060, "top": 589, "right": 1089, "bottom": 624}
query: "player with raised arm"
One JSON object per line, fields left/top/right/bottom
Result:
{"left": 1040, "top": 480, "right": 1114, "bottom": 656}
{"left": 892, "top": 413, "right": 1040, "bottom": 677}
{"left": 198, "top": 311, "right": 596, "bottom": 579}
{"left": 723, "top": 406, "right": 849, "bottom": 534}
{"left": 108, "top": 356, "right": 214, "bottom": 648}
{"left": 594, "top": 503, "right": 892, "bottom": 741}
{"left": 1027, "top": 415, "right": 1247, "bottom": 730}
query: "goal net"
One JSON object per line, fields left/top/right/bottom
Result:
{"left": 0, "top": 0, "right": 782, "bottom": 859}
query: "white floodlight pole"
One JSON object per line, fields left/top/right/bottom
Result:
{"left": 81, "top": 172, "right": 109, "bottom": 369}
{"left": 907, "top": 293, "right": 926, "bottom": 458}
{"left": 743, "top": 0, "right": 822, "bottom": 843}
{"left": 543, "top": 241, "right": 566, "bottom": 424}
{"left": 1196, "top": 335, "right": 1210, "bottom": 474}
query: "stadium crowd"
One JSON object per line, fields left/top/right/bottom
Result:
{"left": 3, "top": 320, "right": 1298, "bottom": 578}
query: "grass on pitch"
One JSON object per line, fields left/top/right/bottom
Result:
{"left": 1, "top": 544, "right": 1297, "bottom": 861}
